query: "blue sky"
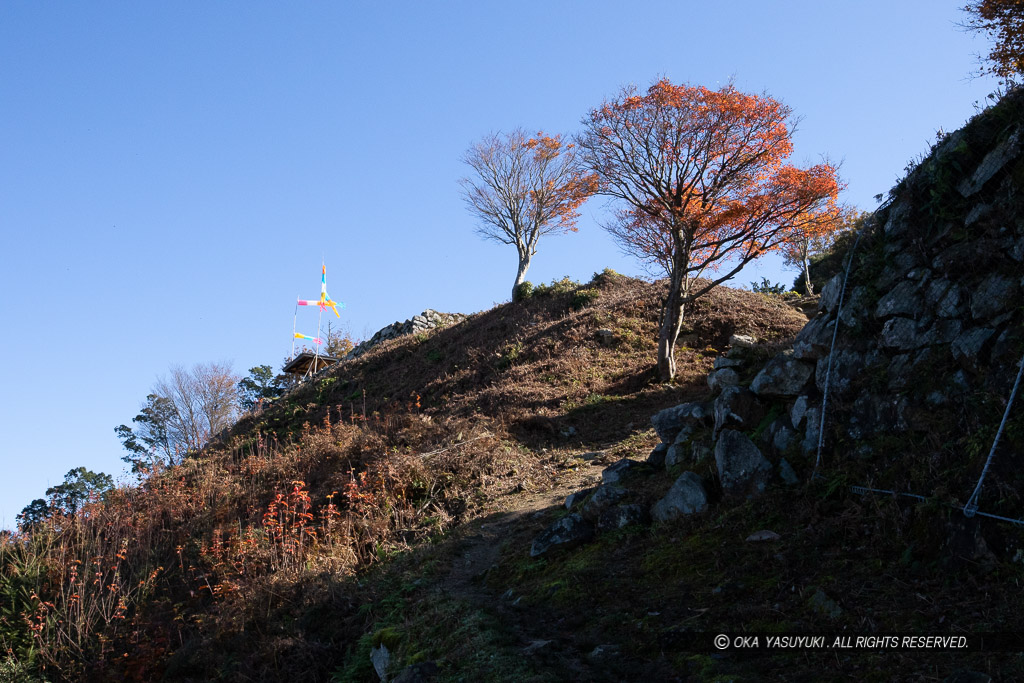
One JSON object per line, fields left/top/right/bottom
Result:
{"left": 0, "top": 1, "right": 1001, "bottom": 528}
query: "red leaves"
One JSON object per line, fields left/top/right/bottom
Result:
{"left": 580, "top": 78, "right": 842, "bottom": 379}
{"left": 581, "top": 78, "right": 841, "bottom": 279}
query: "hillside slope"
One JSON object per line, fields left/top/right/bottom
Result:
{"left": 5, "top": 89, "right": 1024, "bottom": 683}
{"left": 0, "top": 273, "right": 808, "bottom": 681}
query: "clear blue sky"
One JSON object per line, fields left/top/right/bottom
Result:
{"left": 0, "top": 1, "right": 1001, "bottom": 528}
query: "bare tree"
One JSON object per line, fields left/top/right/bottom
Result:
{"left": 461, "top": 129, "right": 597, "bottom": 300}
{"left": 152, "top": 361, "right": 239, "bottom": 457}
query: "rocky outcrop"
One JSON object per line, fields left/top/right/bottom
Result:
{"left": 346, "top": 309, "right": 467, "bottom": 360}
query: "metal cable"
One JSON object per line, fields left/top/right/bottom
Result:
{"left": 963, "top": 353, "right": 1024, "bottom": 518}
{"left": 851, "top": 484, "right": 1024, "bottom": 527}
{"left": 812, "top": 229, "right": 865, "bottom": 477}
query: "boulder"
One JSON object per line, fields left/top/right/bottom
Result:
{"left": 664, "top": 440, "right": 689, "bottom": 469}
{"left": 926, "top": 278, "right": 964, "bottom": 318}
{"left": 957, "top": 125, "right": 1022, "bottom": 197}
{"left": 601, "top": 459, "right": 647, "bottom": 485}
{"left": 880, "top": 317, "right": 924, "bottom": 351}
{"left": 597, "top": 504, "right": 649, "bottom": 531}
{"left": 951, "top": 327, "right": 996, "bottom": 367}
{"left": 729, "top": 333, "right": 758, "bottom": 348}
{"left": 707, "top": 367, "right": 741, "bottom": 392}
{"left": 764, "top": 418, "right": 797, "bottom": 454}
{"left": 837, "top": 286, "right": 871, "bottom": 328}
{"left": 691, "top": 438, "right": 714, "bottom": 463}
{"left": 801, "top": 406, "right": 823, "bottom": 455}
{"left": 581, "top": 485, "right": 628, "bottom": 521}
{"left": 564, "top": 487, "right": 596, "bottom": 510}
{"left": 778, "top": 459, "right": 799, "bottom": 485}
{"left": 792, "top": 315, "right": 835, "bottom": 360}
{"left": 531, "top": 514, "right": 594, "bottom": 556}
{"left": 713, "top": 386, "right": 765, "bottom": 436}
{"left": 647, "top": 443, "right": 669, "bottom": 468}
{"left": 790, "top": 395, "right": 811, "bottom": 430}
{"left": 814, "top": 348, "right": 871, "bottom": 396}
{"left": 650, "top": 472, "right": 708, "bottom": 522}
{"left": 922, "top": 318, "right": 963, "bottom": 346}
{"left": 970, "top": 273, "right": 1018, "bottom": 320}
{"left": 750, "top": 356, "right": 815, "bottom": 397}
{"left": 817, "top": 274, "right": 844, "bottom": 313}
{"left": 715, "top": 429, "right": 773, "bottom": 496}
{"left": 874, "top": 280, "right": 923, "bottom": 319}
{"left": 651, "top": 401, "right": 712, "bottom": 443}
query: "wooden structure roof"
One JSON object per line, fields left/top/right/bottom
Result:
{"left": 282, "top": 351, "right": 340, "bottom": 376}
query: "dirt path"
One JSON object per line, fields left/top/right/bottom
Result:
{"left": 434, "top": 456, "right": 611, "bottom": 678}
{"left": 443, "top": 458, "right": 605, "bottom": 596}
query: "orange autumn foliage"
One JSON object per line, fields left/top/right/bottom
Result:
{"left": 580, "top": 78, "right": 842, "bottom": 379}
{"left": 964, "top": 0, "right": 1024, "bottom": 77}
{"left": 462, "top": 128, "right": 599, "bottom": 300}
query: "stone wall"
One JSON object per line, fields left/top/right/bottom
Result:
{"left": 534, "top": 88, "right": 1024, "bottom": 556}
{"left": 661, "top": 86, "right": 1024, "bottom": 500}
{"left": 345, "top": 309, "right": 467, "bottom": 360}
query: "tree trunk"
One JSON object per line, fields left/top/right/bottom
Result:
{"left": 801, "top": 241, "right": 814, "bottom": 295}
{"left": 512, "top": 251, "right": 531, "bottom": 301}
{"left": 657, "top": 233, "right": 689, "bottom": 381}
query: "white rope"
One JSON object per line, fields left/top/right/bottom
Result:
{"left": 963, "top": 352, "right": 1024, "bottom": 518}
{"left": 812, "top": 229, "right": 865, "bottom": 477}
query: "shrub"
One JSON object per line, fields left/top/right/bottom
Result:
{"left": 513, "top": 281, "right": 534, "bottom": 302}
{"left": 750, "top": 278, "right": 788, "bottom": 295}
{"left": 571, "top": 287, "right": 600, "bottom": 310}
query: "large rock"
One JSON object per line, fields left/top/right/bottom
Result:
{"left": 817, "top": 274, "right": 844, "bottom": 314}
{"left": 970, "top": 273, "right": 1018, "bottom": 320}
{"left": 750, "top": 356, "right": 815, "bottom": 397}
{"left": 713, "top": 386, "right": 765, "bottom": 436}
{"left": 707, "top": 367, "right": 741, "bottom": 392}
{"left": 763, "top": 417, "right": 797, "bottom": 454}
{"left": 951, "top": 327, "right": 996, "bottom": 367}
{"left": 715, "top": 429, "right": 773, "bottom": 496}
{"left": 598, "top": 504, "right": 649, "bottom": 531}
{"left": 790, "top": 395, "right": 811, "bottom": 430}
{"left": 651, "top": 401, "right": 712, "bottom": 443}
{"left": 792, "top": 315, "right": 836, "bottom": 360}
{"left": 925, "top": 278, "right": 964, "bottom": 318}
{"left": 582, "top": 485, "right": 628, "bottom": 521}
{"left": 957, "top": 125, "right": 1022, "bottom": 197}
{"left": 651, "top": 472, "right": 708, "bottom": 522}
{"left": 647, "top": 443, "right": 669, "bottom": 468}
{"left": 664, "top": 436, "right": 691, "bottom": 469}
{"left": 837, "top": 286, "right": 871, "bottom": 328}
{"left": 531, "top": 514, "right": 594, "bottom": 556}
{"left": 801, "top": 405, "right": 823, "bottom": 454}
{"left": 565, "top": 487, "right": 596, "bottom": 510}
{"left": 814, "top": 348, "right": 874, "bottom": 397}
{"left": 880, "top": 317, "right": 924, "bottom": 351}
{"left": 601, "top": 458, "right": 648, "bottom": 485}
{"left": 875, "top": 280, "right": 924, "bottom": 319}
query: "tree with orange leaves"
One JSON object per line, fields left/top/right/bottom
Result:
{"left": 461, "top": 129, "right": 598, "bottom": 300}
{"left": 579, "top": 79, "right": 841, "bottom": 380}
{"left": 963, "top": 1, "right": 1024, "bottom": 78}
